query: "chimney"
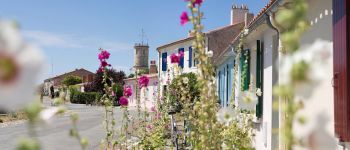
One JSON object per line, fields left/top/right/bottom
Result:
{"left": 231, "top": 4, "right": 253, "bottom": 25}
{"left": 149, "top": 60, "right": 158, "bottom": 74}
{"left": 244, "top": 12, "right": 254, "bottom": 27}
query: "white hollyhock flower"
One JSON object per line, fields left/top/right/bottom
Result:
{"left": 0, "top": 20, "right": 44, "bottom": 111}
{"left": 216, "top": 107, "right": 236, "bottom": 126}
{"left": 238, "top": 91, "right": 258, "bottom": 111}
{"left": 39, "top": 106, "right": 65, "bottom": 123}
{"left": 294, "top": 113, "right": 337, "bottom": 150}
{"left": 206, "top": 50, "right": 213, "bottom": 58}
{"left": 256, "top": 88, "right": 262, "bottom": 97}
{"left": 182, "top": 77, "right": 189, "bottom": 84}
{"left": 279, "top": 40, "right": 332, "bottom": 99}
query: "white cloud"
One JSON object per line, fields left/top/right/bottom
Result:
{"left": 23, "top": 30, "right": 132, "bottom": 51}
{"left": 23, "top": 31, "right": 84, "bottom": 48}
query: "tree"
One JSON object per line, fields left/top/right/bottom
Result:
{"left": 62, "top": 75, "right": 82, "bottom": 86}
{"left": 137, "top": 68, "right": 149, "bottom": 75}
{"left": 128, "top": 73, "right": 135, "bottom": 78}
{"left": 84, "top": 68, "right": 126, "bottom": 93}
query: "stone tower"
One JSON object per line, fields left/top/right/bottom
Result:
{"left": 134, "top": 43, "right": 149, "bottom": 71}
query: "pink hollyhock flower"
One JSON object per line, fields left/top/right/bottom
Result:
{"left": 119, "top": 96, "right": 129, "bottom": 106}
{"left": 100, "top": 60, "right": 109, "bottom": 67}
{"left": 155, "top": 113, "right": 161, "bottom": 119}
{"left": 186, "top": 0, "right": 203, "bottom": 6}
{"left": 179, "top": 51, "right": 184, "bottom": 58}
{"left": 180, "top": 11, "right": 189, "bottom": 26}
{"left": 123, "top": 86, "right": 133, "bottom": 97}
{"left": 170, "top": 53, "right": 180, "bottom": 64}
{"left": 193, "top": 0, "right": 203, "bottom": 6}
{"left": 98, "top": 50, "right": 110, "bottom": 61}
{"left": 138, "top": 75, "right": 149, "bottom": 88}
{"left": 146, "top": 124, "right": 153, "bottom": 130}
{"left": 151, "top": 106, "right": 156, "bottom": 112}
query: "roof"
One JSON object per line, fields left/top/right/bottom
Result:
{"left": 247, "top": 0, "right": 277, "bottom": 27}
{"left": 215, "top": 0, "right": 278, "bottom": 66}
{"left": 156, "top": 37, "right": 194, "bottom": 51}
{"left": 156, "top": 23, "right": 245, "bottom": 52}
{"left": 44, "top": 68, "right": 95, "bottom": 82}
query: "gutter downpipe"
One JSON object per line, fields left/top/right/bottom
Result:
{"left": 265, "top": 1, "right": 285, "bottom": 150}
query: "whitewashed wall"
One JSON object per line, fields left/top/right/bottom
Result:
{"left": 158, "top": 39, "right": 199, "bottom": 97}
{"left": 124, "top": 76, "right": 158, "bottom": 111}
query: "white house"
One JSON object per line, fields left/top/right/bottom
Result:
{"left": 219, "top": 0, "right": 349, "bottom": 149}
{"left": 124, "top": 73, "right": 158, "bottom": 110}
{"left": 157, "top": 5, "right": 249, "bottom": 100}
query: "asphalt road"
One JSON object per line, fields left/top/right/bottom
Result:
{"left": 0, "top": 98, "right": 127, "bottom": 150}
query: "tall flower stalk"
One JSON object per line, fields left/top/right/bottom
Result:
{"left": 272, "top": 0, "right": 310, "bottom": 149}
{"left": 97, "top": 48, "right": 116, "bottom": 149}
{"left": 182, "top": 0, "right": 221, "bottom": 149}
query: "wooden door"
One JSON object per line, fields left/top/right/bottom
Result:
{"left": 333, "top": 0, "right": 349, "bottom": 142}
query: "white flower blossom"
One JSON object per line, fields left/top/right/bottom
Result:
{"left": 182, "top": 77, "right": 189, "bottom": 84}
{"left": 279, "top": 40, "right": 332, "bottom": 99}
{"left": 294, "top": 113, "right": 337, "bottom": 150}
{"left": 238, "top": 91, "right": 258, "bottom": 111}
{"left": 256, "top": 88, "right": 262, "bottom": 97}
{"left": 216, "top": 107, "right": 236, "bottom": 126}
{"left": 39, "top": 106, "right": 65, "bottom": 123}
{"left": 0, "top": 20, "right": 44, "bottom": 111}
{"left": 206, "top": 50, "right": 213, "bottom": 58}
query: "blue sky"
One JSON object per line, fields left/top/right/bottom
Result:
{"left": 0, "top": 0, "right": 268, "bottom": 82}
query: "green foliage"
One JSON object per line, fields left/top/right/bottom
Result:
{"left": 85, "top": 68, "right": 125, "bottom": 93}
{"left": 112, "top": 84, "right": 123, "bottom": 106}
{"left": 168, "top": 73, "right": 200, "bottom": 112}
{"left": 220, "top": 120, "right": 254, "bottom": 150}
{"left": 128, "top": 73, "right": 135, "bottom": 78}
{"left": 17, "top": 138, "right": 40, "bottom": 150}
{"left": 69, "top": 87, "right": 101, "bottom": 105}
{"left": 62, "top": 75, "right": 82, "bottom": 86}
{"left": 137, "top": 68, "right": 149, "bottom": 75}
{"left": 138, "top": 117, "right": 167, "bottom": 149}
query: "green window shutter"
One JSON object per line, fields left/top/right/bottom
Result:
{"left": 256, "top": 40, "right": 263, "bottom": 118}
{"left": 240, "top": 49, "right": 250, "bottom": 91}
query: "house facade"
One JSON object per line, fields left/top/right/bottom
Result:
{"left": 43, "top": 68, "right": 95, "bottom": 95}
{"left": 157, "top": 6, "right": 248, "bottom": 99}
{"left": 216, "top": 0, "right": 349, "bottom": 149}
{"left": 124, "top": 73, "right": 158, "bottom": 110}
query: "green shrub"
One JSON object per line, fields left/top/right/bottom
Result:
{"left": 168, "top": 72, "right": 200, "bottom": 112}
{"left": 69, "top": 88, "right": 101, "bottom": 105}
{"left": 62, "top": 75, "right": 82, "bottom": 86}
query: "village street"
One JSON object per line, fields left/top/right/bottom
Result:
{"left": 0, "top": 97, "right": 129, "bottom": 150}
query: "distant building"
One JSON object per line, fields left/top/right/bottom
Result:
{"left": 134, "top": 43, "right": 149, "bottom": 71}
{"left": 124, "top": 73, "right": 158, "bottom": 110}
{"left": 156, "top": 5, "right": 247, "bottom": 99}
{"left": 43, "top": 68, "right": 95, "bottom": 95}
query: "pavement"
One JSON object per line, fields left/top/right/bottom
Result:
{"left": 0, "top": 97, "right": 128, "bottom": 150}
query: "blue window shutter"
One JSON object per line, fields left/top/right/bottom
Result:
{"left": 189, "top": 46, "right": 192, "bottom": 67}
{"left": 162, "top": 52, "right": 167, "bottom": 71}
{"left": 178, "top": 48, "right": 185, "bottom": 68}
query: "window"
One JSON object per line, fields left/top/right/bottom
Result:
{"left": 161, "top": 52, "right": 167, "bottom": 71}
{"left": 178, "top": 48, "right": 185, "bottom": 68}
